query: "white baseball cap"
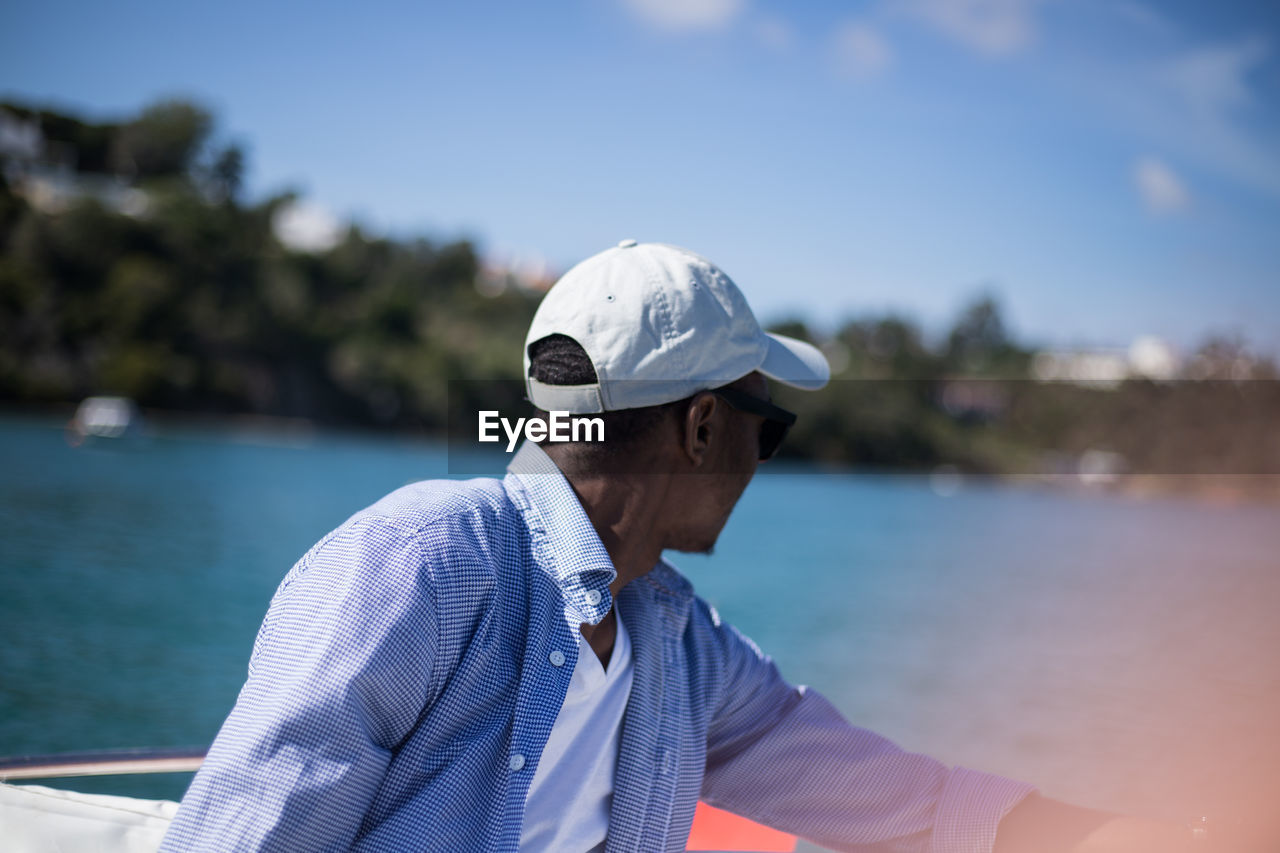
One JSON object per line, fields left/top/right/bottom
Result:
{"left": 525, "top": 240, "right": 830, "bottom": 413}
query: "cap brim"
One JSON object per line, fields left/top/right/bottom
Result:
{"left": 760, "top": 333, "right": 830, "bottom": 390}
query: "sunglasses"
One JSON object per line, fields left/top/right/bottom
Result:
{"left": 711, "top": 387, "right": 797, "bottom": 461}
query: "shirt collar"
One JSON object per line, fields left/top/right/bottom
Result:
{"left": 505, "top": 441, "right": 616, "bottom": 625}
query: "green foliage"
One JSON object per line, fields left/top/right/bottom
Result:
{"left": 207, "top": 145, "right": 244, "bottom": 203}
{"left": 0, "top": 99, "right": 539, "bottom": 426}
{"left": 2, "top": 99, "right": 1276, "bottom": 487}
{"left": 0, "top": 101, "right": 120, "bottom": 174}
{"left": 110, "top": 100, "right": 213, "bottom": 181}
{"left": 944, "top": 294, "right": 1030, "bottom": 376}
{"left": 767, "top": 304, "right": 1278, "bottom": 480}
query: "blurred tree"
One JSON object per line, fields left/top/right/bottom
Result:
{"left": 208, "top": 144, "right": 245, "bottom": 204}
{"left": 944, "top": 294, "right": 1030, "bottom": 376}
{"left": 837, "top": 315, "right": 936, "bottom": 378}
{"left": 765, "top": 318, "right": 816, "bottom": 344}
{"left": 946, "top": 295, "right": 1004, "bottom": 366}
{"left": 110, "top": 100, "right": 213, "bottom": 180}
{"left": 1187, "top": 334, "right": 1277, "bottom": 380}
{"left": 0, "top": 102, "right": 119, "bottom": 173}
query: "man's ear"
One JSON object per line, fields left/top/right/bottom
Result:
{"left": 681, "top": 393, "right": 718, "bottom": 468}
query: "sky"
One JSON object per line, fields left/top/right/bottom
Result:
{"left": 3, "top": 0, "right": 1279, "bottom": 355}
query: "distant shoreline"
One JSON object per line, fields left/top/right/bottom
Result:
{"left": 5, "top": 402, "right": 1276, "bottom": 506}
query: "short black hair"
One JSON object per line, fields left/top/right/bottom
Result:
{"left": 527, "top": 334, "right": 689, "bottom": 450}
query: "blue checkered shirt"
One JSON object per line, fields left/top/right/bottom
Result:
{"left": 162, "top": 441, "right": 1034, "bottom": 852}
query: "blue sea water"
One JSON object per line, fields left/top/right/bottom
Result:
{"left": 2, "top": 415, "right": 1278, "bottom": 838}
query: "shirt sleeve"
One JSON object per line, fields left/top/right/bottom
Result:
{"left": 160, "top": 517, "right": 439, "bottom": 852}
{"left": 699, "top": 605, "right": 1035, "bottom": 853}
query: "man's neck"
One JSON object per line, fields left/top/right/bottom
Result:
{"left": 545, "top": 447, "right": 673, "bottom": 665}
{"left": 558, "top": 468, "right": 669, "bottom": 599}
{"left": 544, "top": 447, "right": 673, "bottom": 589}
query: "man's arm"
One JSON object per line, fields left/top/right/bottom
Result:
{"left": 994, "top": 795, "right": 1185, "bottom": 853}
{"left": 996, "top": 793, "right": 1276, "bottom": 853}
{"left": 160, "top": 518, "right": 438, "bottom": 852}
{"left": 699, "top": 601, "right": 1254, "bottom": 853}
{"left": 696, "top": 600, "right": 1034, "bottom": 853}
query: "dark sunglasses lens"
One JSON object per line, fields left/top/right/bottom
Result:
{"left": 759, "top": 419, "right": 790, "bottom": 461}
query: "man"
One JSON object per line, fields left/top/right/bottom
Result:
{"left": 163, "top": 241, "right": 1212, "bottom": 851}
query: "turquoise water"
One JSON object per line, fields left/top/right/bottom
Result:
{"left": 2, "top": 415, "right": 1278, "bottom": 837}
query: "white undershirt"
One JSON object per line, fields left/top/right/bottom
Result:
{"left": 520, "top": 610, "right": 633, "bottom": 853}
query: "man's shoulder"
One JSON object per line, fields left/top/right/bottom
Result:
{"left": 355, "top": 476, "right": 515, "bottom": 530}
{"left": 326, "top": 475, "right": 527, "bottom": 570}
{"left": 643, "top": 557, "right": 696, "bottom": 601}
{"left": 632, "top": 558, "right": 722, "bottom": 634}
{"left": 645, "top": 559, "right": 765, "bottom": 658}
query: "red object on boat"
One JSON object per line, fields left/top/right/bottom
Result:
{"left": 685, "top": 801, "right": 797, "bottom": 851}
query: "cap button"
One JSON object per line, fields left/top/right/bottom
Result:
{"left": 617, "top": 238, "right": 638, "bottom": 249}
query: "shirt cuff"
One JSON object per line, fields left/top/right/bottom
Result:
{"left": 930, "top": 767, "right": 1038, "bottom": 853}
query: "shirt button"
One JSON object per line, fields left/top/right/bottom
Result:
{"left": 585, "top": 589, "right": 602, "bottom": 606}
{"left": 549, "top": 650, "right": 566, "bottom": 667}
{"left": 509, "top": 753, "right": 526, "bottom": 772}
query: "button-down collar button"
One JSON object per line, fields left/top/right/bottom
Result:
{"left": 509, "top": 753, "right": 526, "bottom": 772}
{"left": 549, "top": 650, "right": 565, "bottom": 667}
{"left": 585, "top": 589, "right": 602, "bottom": 606}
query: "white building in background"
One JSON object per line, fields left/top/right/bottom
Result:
{"left": 1127, "top": 336, "right": 1180, "bottom": 379}
{"left": 1032, "top": 335, "right": 1180, "bottom": 387}
{"left": 1, "top": 107, "right": 149, "bottom": 217}
{"left": 16, "top": 171, "right": 150, "bottom": 216}
{"left": 0, "top": 110, "right": 43, "bottom": 162}
{"left": 271, "top": 200, "right": 346, "bottom": 253}
{"left": 475, "top": 252, "right": 557, "bottom": 297}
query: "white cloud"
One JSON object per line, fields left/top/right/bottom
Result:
{"left": 897, "top": 0, "right": 1044, "bottom": 57}
{"left": 831, "top": 23, "right": 894, "bottom": 79}
{"left": 1067, "top": 25, "right": 1280, "bottom": 199}
{"left": 273, "top": 200, "right": 345, "bottom": 252}
{"left": 1145, "top": 37, "right": 1280, "bottom": 197}
{"left": 620, "top": 0, "right": 745, "bottom": 32}
{"left": 754, "top": 17, "right": 795, "bottom": 52}
{"left": 1161, "top": 36, "right": 1269, "bottom": 118}
{"left": 1133, "top": 157, "right": 1190, "bottom": 214}
{"left": 1111, "top": 2, "right": 1173, "bottom": 37}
